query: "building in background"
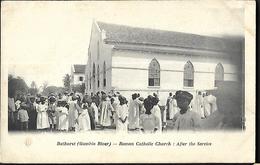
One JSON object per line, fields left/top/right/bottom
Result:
{"left": 85, "top": 21, "right": 243, "bottom": 103}
{"left": 70, "top": 64, "right": 86, "bottom": 86}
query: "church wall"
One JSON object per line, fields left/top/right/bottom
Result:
{"left": 86, "top": 22, "right": 113, "bottom": 94}
{"left": 110, "top": 48, "right": 240, "bottom": 102}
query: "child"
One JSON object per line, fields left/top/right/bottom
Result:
{"left": 116, "top": 95, "right": 128, "bottom": 133}
{"left": 139, "top": 96, "right": 160, "bottom": 133}
{"left": 36, "top": 96, "right": 50, "bottom": 131}
{"left": 78, "top": 96, "right": 91, "bottom": 131}
{"left": 47, "top": 96, "right": 57, "bottom": 131}
{"left": 56, "top": 100, "right": 69, "bottom": 131}
{"left": 173, "top": 91, "right": 201, "bottom": 131}
{"left": 17, "top": 102, "right": 29, "bottom": 131}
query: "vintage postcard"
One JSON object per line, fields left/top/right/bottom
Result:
{"left": 1, "top": 0, "right": 255, "bottom": 163}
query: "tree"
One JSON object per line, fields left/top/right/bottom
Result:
{"left": 71, "top": 83, "right": 85, "bottom": 94}
{"left": 41, "top": 86, "right": 66, "bottom": 96}
{"left": 28, "top": 81, "right": 38, "bottom": 96}
{"left": 43, "top": 81, "right": 48, "bottom": 90}
{"left": 8, "top": 74, "right": 29, "bottom": 98}
{"left": 30, "top": 81, "right": 37, "bottom": 89}
{"left": 63, "top": 74, "right": 71, "bottom": 90}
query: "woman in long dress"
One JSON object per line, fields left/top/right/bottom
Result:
{"left": 67, "top": 96, "right": 80, "bottom": 131}
{"left": 91, "top": 101, "right": 99, "bottom": 124}
{"left": 87, "top": 98, "right": 96, "bottom": 130}
{"left": 36, "top": 97, "right": 50, "bottom": 130}
{"left": 116, "top": 96, "right": 128, "bottom": 133}
{"left": 56, "top": 101, "right": 69, "bottom": 131}
{"left": 128, "top": 93, "right": 139, "bottom": 130}
{"left": 192, "top": 91, "right": 204, "bottom": 118}
{"left": 78, "top": 96, "right": 91, "bottom": 131}
{"left": 151, "top": 97, "right": 162, "bottom": 132}
{"left": 99, "top": 95, "right": 114, "bottom": 128}
{"left": 27, "top": 96, "right": 37, "bottom": 130}
{"left": 203, "top": 93, "right": 211, "bottom": 118}
{"left": 140, "top": 96, "right": 160, "bottom": 133}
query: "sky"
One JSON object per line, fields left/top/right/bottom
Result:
{"left": 2, "top": 1, "right": 244, "bottom": 87}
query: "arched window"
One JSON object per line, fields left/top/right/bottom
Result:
{"left": 103, "top": 62, "right": 106, "bottom": 87}
{"left": 97, "top": 65, "right": 100, "bottom": 88}
{"left": 215, "top": 63, "right": 224, "bottom": 87}
{"left": 93, "top": 63, "right": 95, "bottom": 86}
{"left": 97, "top": 41, "right": 100, "bottom": 60}
{"left": 148, "top": 58, "right": 160, "bottom": 86}
{"left": 89, "top": 72, "right": 91, "bottom": 89}
{"left": 86, "top": 75, "right": 88, "bottom": 90}
{"left": 183, "top": 61, "right": 194, "bottom": 87}
{"left": 93, "top": 63, "right": 95, "bottom": 78}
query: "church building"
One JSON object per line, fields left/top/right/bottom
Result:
{"left": 85, "top": 21, "right": 243, "bottom": 103}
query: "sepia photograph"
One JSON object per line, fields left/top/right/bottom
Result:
{"left": 1, "top": 0, "right": 255, "bottom": 163}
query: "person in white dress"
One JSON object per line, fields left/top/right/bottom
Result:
{"left": 56, "top": 100, "right": 69, "bottom": 131}
{"left": 116, "top": 95, "right": 128, "bottom": 133}
{"left": 67, "top": 96, "right": 80, "bottom": 131}
{"left": 172, "top": 95, "right": 179, "bottom": 117}
{"left": 192, "top": 91, "right": 204, "bottom": 118}
{"left": 77, "top": 96, "right": 91, "bottom": 131}
{"left": 128, "top": 93, "right": 139, "bottom": 130}
{"left": 151, "top": 96, "right": 162, "bottom": 132}
{"left": 207, "top": 93, "right": 218, "bottom": 114}
{"left": 166, "top": 93, "right": 174, "bottom": 119}
{"left": 36, "top": 97, "right": 50, "bottom": 130}
{"left": 91, "top": 101, "right": 99, "bottom": 124}
{"left": 203, "top": 93, "right": 211, "bottom": 118}
{"left": 99, "top": 94, "right": 114, "bottom": 128}
{"left": 140, "top": 96, "right": 160, "bottom": 133}
{"left": 173, "top": 91, "right": 201, "bottom": 131}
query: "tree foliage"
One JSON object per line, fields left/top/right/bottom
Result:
{"left": 71, "top": 83, "right": 85, "bottom": 94}
{"left": 8, "top": 74, "right": 29, "bottom": 98}
{"left": 63, "top": 74, "right": 71, "bottom": 90}
{"left": 28, "top": 81, "right": 38, "bottom": 96}
{"left": 41, "top": 86, "right": 66, "bottom": 96}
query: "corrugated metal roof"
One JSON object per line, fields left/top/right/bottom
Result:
{"left": 97, "top": 21, "right": 241, "bottom": 53}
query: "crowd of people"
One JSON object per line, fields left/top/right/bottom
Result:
{"left": 8, "top": 90, "right": 218, "bottom": 133}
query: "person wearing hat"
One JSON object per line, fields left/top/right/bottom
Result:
{"left": 139, "top": 96, "right": 160, "bottom": 133}
{"left": 172, "top": 90, "right": 201, "bottom": 131}
{"left": 36, "top": 96, "right": 50, "bottom": 130}
{"left": 47, "top": 96, "right": 57, "bottom": 131}
{"left": 17, "top": 101, "right": 29, "bottom": 131}
{"left": 62, "top": 91, "right": 69, "bottom": 102}
{"left": 99, "top": 93, "right": 114, "bottom": 129}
